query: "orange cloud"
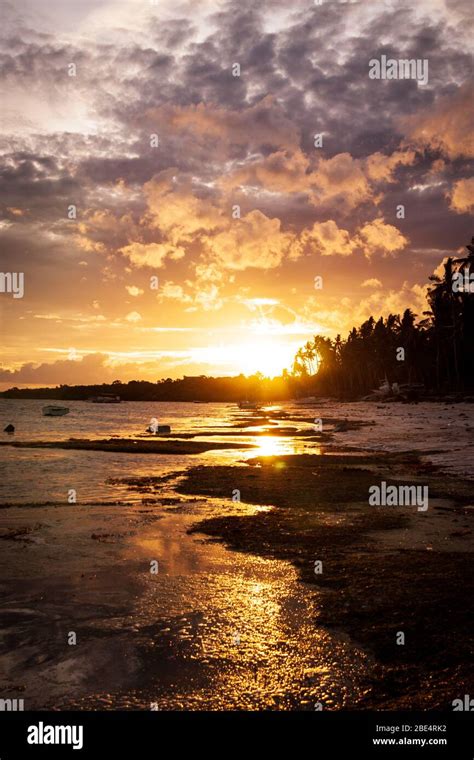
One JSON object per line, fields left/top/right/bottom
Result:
{"left": 401, "top": 82, "right": 474, "bottom": 159}
{"left": 357, "top": 218, "right": 408, "bottom": 259}
{"left": 302, "top": 220, "right": 355, "bottom": 257}
{"left": 150, "top": 96, "right": 300, "bottom": 153}
{"left": 204, "top": 209, "right": 298, "bottom": 270}
{"left": 143, "top": 171, "right": 224, "bottom": 244}
{"left": 125, "top": 285, "right": 144, "bottom": 296}
{"left": 354, "top": 282, "right": 428, "bottom": 323}
{"left": 310, "top": 152, "right": 374, "bottom": 209}
{"left": 119, "top": 241, "right": 185, "bottom": 268}
{"left": 448, "top": 177, "right": 474, "bottom": 214}
{"left": 220, "top": 149, "right": 311, "bottom": 194}
{"left": 124, "top": 311, "right": 142, "bottom": 323}
{"left": 365, "top": 149, "right": 416, "bottom": 182}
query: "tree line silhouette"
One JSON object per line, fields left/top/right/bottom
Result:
{"left": 0, "top": 374, "right": 297, "bottom": 402}
{"left": 292, "top": 237, "right": 474, "bottom": 396}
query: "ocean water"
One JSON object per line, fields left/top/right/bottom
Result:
{"left": 0, "top": 397, "right": 471, "bottom": 709}
{"left": 1, "top": 398, "right": 472, "bottom": 506}
{"left": 0, "top": 399, "right": 234, "bottom": 442}
{"left": 0, "top": 399, "right": 374, "bottom": 710}
{"left": 0, "top": 399, "right": 314, "bottom": 504}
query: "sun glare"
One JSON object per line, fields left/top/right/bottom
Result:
{"left": 253, "top": 435, "right": 293, "bottom": 457}
{"left": 229, "top": 338, "right": 295, "bottom": 377}
{"left": 191, "top": 335, "right": 297, "bottom": 377}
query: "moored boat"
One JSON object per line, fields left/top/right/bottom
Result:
{"left": 146, "top": 424, "right": 171, "bottom": 434}
{"left": 42, "top": 405, "right": 70, "bottom": 417}
{"left": 146, "top": 417, "right": 171, "bottom": 434}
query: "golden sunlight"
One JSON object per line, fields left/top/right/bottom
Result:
{"left": 207, "top": 337, "right": 297, "bottom": 377}
{"left": 234, "top": 338, "right": 294, "bottom": 376}
{"left": 253, "top": 435, "right": 295, "bottom": 457}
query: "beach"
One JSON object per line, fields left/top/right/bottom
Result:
{"left": 0, "top": 399, "right": 472, "bottom": 710}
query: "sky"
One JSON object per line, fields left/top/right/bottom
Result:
{"left": 0, "top": 0, "right": 472, "bottom": 387}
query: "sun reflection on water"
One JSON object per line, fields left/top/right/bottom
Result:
{"left": 125, "top": 518, "right": 374, "bottom": 710}
{"left": 252, "top": 435, "right": 295, "bottom": 457}
{"left": 249, "top": 435, "right": 323, "bottom": 458}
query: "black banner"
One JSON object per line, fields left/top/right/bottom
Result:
{"left": 0, "top": 711, "right": 473, "bottom": 758}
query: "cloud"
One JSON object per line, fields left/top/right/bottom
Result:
{"left": 143, "top": 172, "right": 224, "bottom": 244}
{"left": 361, "top": 278, "right": 383, "bottom": 288}
{"left": 155, "top": 96, "right": 300, "bottom": 155}
{"left": 204, "top": 209, "right": 298, "bottom": 270}
{"left": 221, "top": 147, "right": 414, "bottom": 213}
{"left": 448, "top": 177, "right": 474, "bottom": 214}
{"left": 241, "top": 297, "right": 280, "bottom": 309}
{"left": 124, "top": 311, "right": 142, "bottom": 323}
{"left": 219, "top": 149, "right": 311, "bottom": 194}
{"left": 119, "top": 242, "right": 185, "bottom": 268}
{"left": 401, "top": 82, "right": 474, "bottom": 159}
{"left": 160, "top": 283, "right": 184, "bottom": 299}
{"left": 302, "top": 220, "right": 355, "bottom": 257}
{"left": 311, "top": 153, "right": 373, "bottom": 210}
{"left": 365, "top": 150, "right": 416, "bottom": 182}
{"left": 0, "top": 350, "right": 199, "bottom": 386}
{"left": 354, "top": 282, "right": 428, "bottom": 323}
{"left": 194, "top": 284, "right": 223, "bottom": 311}
{"left": 159, "top": 282, "right": 192, "bottom": 302}
{"left": 0, "top": 353, "right": 112, "bottom": 385}
{"left": 357, "top": 218, "right": 408, "bottom": 258}
{"left": 125, "top": 285, "right": 144, "bottom": 296}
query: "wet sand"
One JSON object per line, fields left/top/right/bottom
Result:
{"left": 0, "top": 498, "right": 376, "bottom": 710}
{"left": 0, "top": 403, "right": 472, "bottom": 710}
{"left": 0, "top": 438, "right": 255, "bottom": 455}
{"left": 177, "top": 450, "right": 474, "bottom": 709}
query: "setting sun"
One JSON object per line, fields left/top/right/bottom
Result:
{"left": 196, "top": 336, "right": 298, "bottom": 377}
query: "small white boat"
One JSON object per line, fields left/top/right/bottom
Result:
{"left": 238, "top": 401, "right": 260, "bottom": 409}
{"left": 42, "top": 405, "right": 70, "bottom": 417}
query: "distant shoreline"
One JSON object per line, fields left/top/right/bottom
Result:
{"left": 2, "top": 392, "right": 474, "bottom": 403}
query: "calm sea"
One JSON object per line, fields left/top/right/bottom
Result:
{"left": 0, "top": 399, "right": 305, "bottom": 504}
{"left": 1, "top": 398, "right": 472, "bottom": 504}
